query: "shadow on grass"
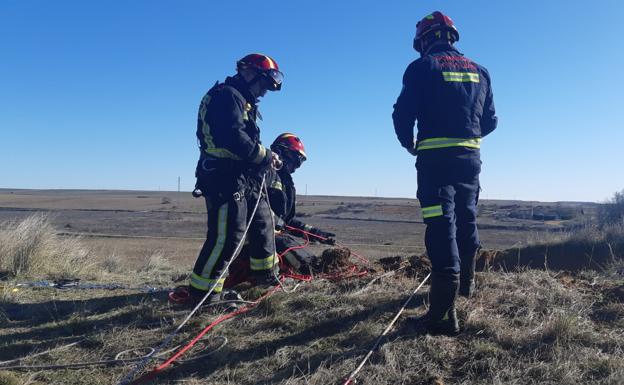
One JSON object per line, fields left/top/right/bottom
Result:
{"left": 1, "top": 290, "right": 169, "bottom": 327}
{"left": 159, "top": 294, "right": 427, "bottom": 384}
{"left": 0, "top": 291, "right": 170, "bottom": 360}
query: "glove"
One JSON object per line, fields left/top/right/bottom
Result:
{"left": 274, "top": 216, "right": 285, "bottom": 231}
{"left": 271, "top": 152, "right": 283, "bottom": 170}
{"left": 310, "top": 228, "right": 336, "bottom": 245}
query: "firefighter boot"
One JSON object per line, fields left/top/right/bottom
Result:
{"left": 252, "top": 265, "right": 280, "bottom": 288}
{"left": 190, "top": 286, "right": 242, "bottom": 312}
{"left": 459, "top": 250, "right": 477, "bottom": 298}
{"left": 410, "top": 272, "right": 460, "bottom": 336}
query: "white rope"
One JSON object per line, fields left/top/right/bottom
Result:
{"left": 342, "top": 273, "right": 431, "bottom": 385}
{"left": 117, "top": 176, "right": 267, "bottom": 385}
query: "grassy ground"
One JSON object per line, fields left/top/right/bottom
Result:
{"left": 1, "top": 265, "right": 623, "bottom": 384}
{"left": 1, "top": 216, "right": 623, "bottom": 385}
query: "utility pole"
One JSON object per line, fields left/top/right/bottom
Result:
{"left": 177, "top": 176, "right": 180, "bottom": 209}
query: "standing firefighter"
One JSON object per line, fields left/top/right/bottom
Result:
{"left": 392, "top": 11, "right": 497, "bottom": 335}
{"left": 190, "top": 53, "right": 284, "bottom": 305}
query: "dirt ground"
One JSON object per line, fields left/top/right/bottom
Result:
{"left": 0, "top": 189, "right": 595, "bottom": 269}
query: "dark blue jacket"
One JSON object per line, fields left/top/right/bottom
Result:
{"left": 392, "top": 45, "right": 497, "bottom": 153}
{"left": 195, "top": 75, "right": 273, "bottom": 195}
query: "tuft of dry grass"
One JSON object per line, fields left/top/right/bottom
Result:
{"left": 0, "top": 214, "right": 97, "bottom": 280}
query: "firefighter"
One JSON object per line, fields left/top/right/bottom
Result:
{"left": 392, "top": 11, "right": 498, "bottom": 335}
{"left": 224, "top": 133, "right": 336, "bottom": 287}
{"left": 189, "top": 53, "right": 285, "bottom": 305}
{"left": 268, "top": 133, "right": 336, "bottom": 273}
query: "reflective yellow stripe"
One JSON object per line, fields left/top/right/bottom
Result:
{"left": 417, "top": 137, "right": 481, "bottom": 151}
{"left": 251, "top": 144, "right": 267, "bottom": 164}
{"left": 250, "top": 254, "right": 279, "bottom": 271}
{"left": 204, "top": 147, "right": 242, "bottom": 160}
{"left": 271, "top": 180, "right": 283, "bottom": 191}
{"left": 442, "top": 71, "right": 480, "bottom": 83}
{"left": 200, "top": 202, "right": 229, "bottom": 279}
{"left": 422, "top": 205, "right": 443, "bottom": 219}
{"left": 190, "top": 273, "right": 225, "bottom": 292}
{"left": 199, "top": 93, "right": 219, "bottom": 154}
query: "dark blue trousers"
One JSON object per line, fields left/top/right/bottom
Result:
{"left": 416, "top": 149, "right": 481, "bottom": 275}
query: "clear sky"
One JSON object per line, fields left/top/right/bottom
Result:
{"left": 1, "top": 0, "right": 623, "bottom": 202}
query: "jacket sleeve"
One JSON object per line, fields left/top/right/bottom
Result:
{"left": 392, "top": 61, "right": 420, "bottom": 150}
{"left": 268, "top": 173, "right": 287, "bottom": 220}
{"left": 480, "top": 68, "right": 498, "bottom": 137}
{"left": 211, "top": 89, "right": 272, "bottom": 166}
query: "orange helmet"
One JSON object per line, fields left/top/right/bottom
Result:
{"left": 236, "top": 53, "right": 283, "bottom": 91}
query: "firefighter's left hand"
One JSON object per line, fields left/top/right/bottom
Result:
{"left": 271, "top": 152, "right": 283, "bottom": 170}
{"left": 311, "top": 228, "right": 336, "bottom": 244}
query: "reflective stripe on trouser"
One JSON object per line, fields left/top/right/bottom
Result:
{"left": 417, "top": 137, "right": 481, "bottom": 151}
{"left": 421, "top": 205, "right": 443, "bottom": 219}
{"left": 416, "top": 153, "right": 481, "bottom": 275}
{"left": 190, "top": 273, "right": 225, "bottom": 292}
{"left": 192, "top": 187, "right": 277, "bottom": 290}
{"left": 191, "top": 195, "right": 247, "bottom": 293}
{"left": 250, "top": 253, "right": 279, "bottom": 271}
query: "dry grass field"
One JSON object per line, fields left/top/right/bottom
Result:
{"left": 0, "top": 189, "right": 622, "bottom": 385}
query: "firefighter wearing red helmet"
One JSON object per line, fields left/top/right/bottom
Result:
{"left": 189, "top": 53, "right": 284, "bottom": 306}
{"left": 393, "top": 11, "right": 498, "bottom": 335}
{"left": 224, "top": 133, "right": 336, "bottom": 287}
{"left": 268, "top": 134, "right": 336, "bottom": 273}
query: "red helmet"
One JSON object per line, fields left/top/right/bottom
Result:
{"left": 271, "top": 133, "right": 307, "bottom": 164}
{"left": 236, "top": 53, "right": 284, "bottom": 91}
{"left": 413, "top": 11, "right": 459, "bottom": 52}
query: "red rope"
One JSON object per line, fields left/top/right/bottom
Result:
{"left": 133, "top": 227, "right": 370, "bottom": 384}
{"left": 131, "top": 286, "right": 280, "bottom": 384}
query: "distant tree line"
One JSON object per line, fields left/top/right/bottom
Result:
{"left": 598, "top": 189, "right": 624, "bottom": 227}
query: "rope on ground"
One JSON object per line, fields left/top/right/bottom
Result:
{"left": 130, "top": 286, "right": 280, "bottom": 385}
{"left": 116, "top": 175, "right": 268, "bottom": 385}
{"left": 0, "top": 339, "right": 85, "bottom": 367}
{"left": 0, "top": 337, "right": 227, "bottom": 371}
{"left": 342, "top": 273, "right": 431, "bottom": 385}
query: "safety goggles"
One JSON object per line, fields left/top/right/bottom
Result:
{"left": 262, "top": 69, "right": 284, "bottom": 91}
{"left": 283, "top": 150, "right": 306, "bottom": 168}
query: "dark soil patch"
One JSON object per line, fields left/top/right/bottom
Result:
{"left": 476, "top": 242, "right": 622, "bottom": 272}
{"left": 377, "top": 254, "right": 431, "bottom": 277}
{"left": 319, "top": 247, "right": 352, "bottom": 273}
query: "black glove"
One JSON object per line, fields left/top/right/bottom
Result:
{"left": 274, "top": 216, "right": 285, "bottom": 231}
{"left": 310, "top": 228, "right": 336, "bottom": 245}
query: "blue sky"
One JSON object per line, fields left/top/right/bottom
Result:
{"left": 1, "top": 0, "right": 623, "bottom": 202}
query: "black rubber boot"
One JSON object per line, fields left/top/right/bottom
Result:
{"left": 459, "top": 251, "right": 477, "bottom": 298}
{"left": 411, "top": 272, "right": 460, "bottom": 336}
{"left": 251, "top": 266, "right": 280, "bottom": 288}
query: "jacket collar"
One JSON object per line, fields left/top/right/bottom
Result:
{"left": 425, "top": 43, "right": 462, "bottom": 56}
{"left": 278, "top": 169, "right": 293, "bottom": 185}
{"left": 224, "top": 75, "right": 257, "bottom": 104}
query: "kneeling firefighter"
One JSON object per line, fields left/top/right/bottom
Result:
{"left": 392, "top": 12, "right": 498, "bottom": 335}
{"left": 225, "top": 133, "right": 336, "bottom": 287}
{"left": 189, "top": 53, "right": 285, "bottom": 306}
